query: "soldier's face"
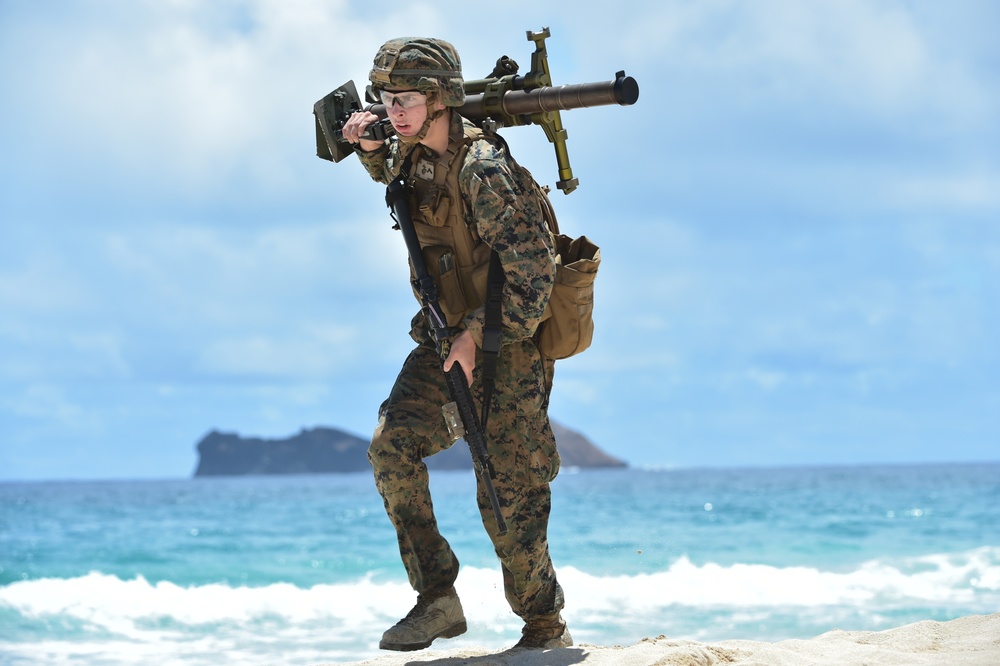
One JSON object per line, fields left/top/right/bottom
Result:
{"left": 384, "top": 89, "right": 429, "bottom": 138}
{"left": 382, "top": 89, "right": 445, "bottom": 138}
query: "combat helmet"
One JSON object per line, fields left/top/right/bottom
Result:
{"left": 369, "top": 37, "right": 464, "bottom": 107}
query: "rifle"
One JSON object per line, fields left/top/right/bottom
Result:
{"left": 385, "top": 176, "right": 508, "bottom": 535}
{"left": 314, "top": 27, "right": 639, "bottom": 194}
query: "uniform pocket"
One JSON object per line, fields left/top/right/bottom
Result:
{"left": 417, "top": 188, "right": 451, "bottom": 228}
{"left": 420, "top": 245, "right": 464, "bottom": 327}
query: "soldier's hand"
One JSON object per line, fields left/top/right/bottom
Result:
{"left": 444, "top": 329, "right": 477, "bottom": 387}
{"left": 342, "top": 111, "right": 383, "bottom": 151}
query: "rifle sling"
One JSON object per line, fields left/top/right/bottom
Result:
{"left": 479, "top": 249, "right": 504, "bottom": 430}
{"left": 396, "top": 148, "right": 504, "bottom": 435}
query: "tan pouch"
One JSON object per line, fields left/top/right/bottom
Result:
{"left": 536, "top": 234, "right": 600, "bottom": 360}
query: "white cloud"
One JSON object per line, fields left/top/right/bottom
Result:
{"left": 94, "top": 218, "right": 415, "bottom": 379}
{"left": 0, "top": 215, "right": 413, "bottom": 382}
{"left": 3, "top": 0, "right": 450, "bottom": 197}
{"left": 625, "top": 0, "right": 993, "bottom": 130}
{"left": 98, "top": 216, "right": 408, "bottom": 323}
{"left": 0, "top": 253, "right": 92, "bottom": 314}
{"left": 195, "top": 325, "right": 357, "bottom": 378}
{"left": 745, "top": 367, "right": 786, "bottom": 391}
{"left": 887, "top": 173, "right": 1000, "bottom": 210}
{"left": 4, "top": 384, "right": 102, "bottom": 432}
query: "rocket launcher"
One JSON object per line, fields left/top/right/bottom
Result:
{"left": 313, "top": 27, "right": 639, "bottom": 194}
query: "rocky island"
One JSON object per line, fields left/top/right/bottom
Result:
{"left": 193, "top": 422, "right": 626, "bottom": 476}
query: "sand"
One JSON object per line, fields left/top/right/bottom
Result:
{"left": 328, "top": 613, "right": 1000, "bottom": 665}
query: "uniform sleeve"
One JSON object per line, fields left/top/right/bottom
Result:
{"left": 355, "top": 143, "right": 392, "bottom": 183}
{"left": 459, "top": 142, "right": 556, "bottom": 346}
{"left": 355, "top": 141, "right": 416, "bottom": 184}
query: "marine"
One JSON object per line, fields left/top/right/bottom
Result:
{"left": 340, "top": 36, "right": 572, "bottom": 651}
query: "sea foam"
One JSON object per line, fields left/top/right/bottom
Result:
{"left": 2, "top": 547, "right": 997, "bottom": 665}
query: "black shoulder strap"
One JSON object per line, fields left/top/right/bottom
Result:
{"left": 479, "top": 249, "right": 504, "bottom": 430}
{"left": 401, "top": 137, "right": 503, "bottom": 431}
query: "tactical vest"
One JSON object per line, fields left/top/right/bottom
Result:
{"left": 404, "top": 123, "right": 599, "bottom": 359}
{"left": 404, "top": 125, "right": 505, "bottom": 328}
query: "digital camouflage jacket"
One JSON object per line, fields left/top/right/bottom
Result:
{"left": 357, "top": 112, "right": 556, "bottom": 349}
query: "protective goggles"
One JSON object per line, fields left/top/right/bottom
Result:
{"left": 379, "top": 90, "right": 427, "bottom": 109}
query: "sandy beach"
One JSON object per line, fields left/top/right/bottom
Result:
{"left": 330, "top": 613, "right": 999, "bottom": 665}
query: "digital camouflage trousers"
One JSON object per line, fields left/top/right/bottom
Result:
{"left": 368, "top": 337, "right": 565, "bottom": 620}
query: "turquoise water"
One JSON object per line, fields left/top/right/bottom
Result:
{"left": 2, "top": 464, "right": 998, "bottom": 664}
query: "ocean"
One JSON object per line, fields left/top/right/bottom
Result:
{"left": 2, "top": 463, "right": 998, "bottom": 665}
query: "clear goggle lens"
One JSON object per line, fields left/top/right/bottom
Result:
{"left": 380, "top": 90, "right": 426, "bottom": 109}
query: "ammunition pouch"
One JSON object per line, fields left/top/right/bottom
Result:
{"left": 412, "top": 244, "right": 490, "bottom": 328}
{"left": 535, "top": 234, "right": 600, "bottom": 360}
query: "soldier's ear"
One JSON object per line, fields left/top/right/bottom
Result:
{"left": 427, "top": 91, "right": 446, "bottom": 112}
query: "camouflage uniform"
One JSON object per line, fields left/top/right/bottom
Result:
{"left": 358, "top": 108, "right": 565, "bottom": 622}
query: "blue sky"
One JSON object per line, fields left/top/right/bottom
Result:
{"left": 1, "top": 0, "right": 997, "bottom": 480}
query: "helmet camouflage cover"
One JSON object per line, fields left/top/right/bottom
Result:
{"left": 369, "top": 37, "right": 465, "bottom": 107}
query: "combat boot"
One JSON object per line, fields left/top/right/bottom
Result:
{"left": 513, "top": 612, "right": 573, "bottom": 649}
{"left": 379, "top": 586, "right": 467, "bottom": 651}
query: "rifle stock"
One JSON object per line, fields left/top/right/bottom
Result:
{"left": 385, "top": 177, "right": 508, "bottom": 535}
